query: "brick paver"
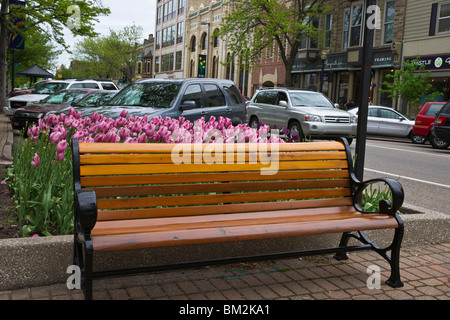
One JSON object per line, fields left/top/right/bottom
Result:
{"left": 0, "top": 243, "right": 448, "bottom": 303}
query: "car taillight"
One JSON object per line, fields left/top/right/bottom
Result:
{"left": 416, "top": 116, "right": 422, "bottom": 125}
{"left": 436, "top": 115, "right": 447, "bottom": 126}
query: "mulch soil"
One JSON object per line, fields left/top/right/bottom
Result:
{"left": 0, "top": 164, "right": 19, "bottom": 239}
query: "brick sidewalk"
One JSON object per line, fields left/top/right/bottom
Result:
{"left": 1, "top": 243, "right": 448, "bottom": 301}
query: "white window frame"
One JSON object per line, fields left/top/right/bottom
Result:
{"left": 382, "top": 1, "right": 396, "bottom": 44}
{"left": 437, "top": 2, "right": 450, "bottom": 34}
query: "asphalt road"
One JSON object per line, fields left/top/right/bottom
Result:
{"left": 351, "top": 136, "right": 450, "bottom": 215}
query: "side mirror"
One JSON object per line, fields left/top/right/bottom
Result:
{"left": 180, "top": 100, "right": 196, "bottom": 111}
{"left": 278, "top": 100, "right": 288, "bottom": 107}
{"left": 334, "top": 103, "right": 340, "bottom": 108}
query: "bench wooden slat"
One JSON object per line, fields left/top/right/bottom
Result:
{"left": 78, "top": 141, "right": 346, "bottom": 154}
{"left": 96, "top": 197, "right": 354, "bottom": 221}
{"left": 96, "top": 188, "right": 351, "bottom": 210}
{"left": 91, "top": 179, "right": 350, "bottom": 198}
{"left": 92, "top": 206, "right": 360, "bottom": 236}
{"left": 79, "top": 151, "right": 348, "bottom": 165}
{"left": 92, "top": 215, "right": 399, "bottom": 252}
{"left": 80, "top": 169, "right": 350, "bottom": 187}
{"left": 79, "top": 160, "right": 349, "bottom": 176}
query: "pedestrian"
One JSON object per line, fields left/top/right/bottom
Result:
{"left": 344, "top": 99, "right": 355, "bottom": 110}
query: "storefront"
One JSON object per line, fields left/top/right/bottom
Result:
{"left": 404, "top": 54, "right": 450, "bottom": 102}
{"left": 292, "top": 48, "right": 398, "bottom": 109}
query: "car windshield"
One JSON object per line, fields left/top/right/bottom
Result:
{"left": 42, "top": 91, "right": 87, "bottom": 104}
{"left": 34, "top": 82, "right": 69, "bottom": 94}
{"left": 108, "top": 82, "right": 182, "bottom": 108}
{"left": 289, "top": 92, "right": 334, "bottom": 108}
{"left": 74, "top": 92, "right": 117, "bottom": 107}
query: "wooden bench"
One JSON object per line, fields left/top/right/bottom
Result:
{"left": 71, "top": 138, "right": 405, "bottom": 300}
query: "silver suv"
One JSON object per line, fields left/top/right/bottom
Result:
{"left": 247, "top": 88, "right": 357, "bottom": 143}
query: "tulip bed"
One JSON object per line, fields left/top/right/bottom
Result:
{"left": 3, "top": 109, "right": 288, "bottom": 237}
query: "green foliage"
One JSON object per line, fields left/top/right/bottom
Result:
{"left": 72, "top": 24, "right": 144, "bottom": 80}
{"left": 218, "top": 0, "right": 328, "bottom": 86}
{"left": 4, "top": 130, "right": 74, "bottom": 237}
{"left": 380, "top": 57, "right": 443, "bottom": 106}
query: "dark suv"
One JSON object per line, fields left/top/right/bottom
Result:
{"left": 430, "top": 101, "right": 450, "bottom": 149}
{"left": 80, "top": 78, "right": 247, "bottom": 125}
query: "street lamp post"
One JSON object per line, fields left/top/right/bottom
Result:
{"left": 354, "top": 0, "right": 376, "bottom": 181}
{"left": 320, "top": 51, "right": 328, "bottom": 93}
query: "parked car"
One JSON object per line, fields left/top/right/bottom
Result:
{"left": 430, "top": 101, "right": 450, "bottom": 149}
{"left": 11, "top": 89, "right": 100, "bottom": 131}
{"left": 348, "top": 105, "right": 418, "bottom": 142}
{"left": 8, "top": 80, "right": 50, "bottom": 98}
{"left": 78, "top": 78, "right": 247, "bottom": 125}
{"left": 3, "top": 78, "right": 119, "bottom": 116}
{"left": 247, "top": 87, "right": 357, "bottom": 143}
{"left": 412, "top": 102, "right": 446, "bottom": 144}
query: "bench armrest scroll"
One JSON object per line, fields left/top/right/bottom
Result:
{"left": 75, "top": 189, "right": 98, "bottom": 233}
{"left": 353, "top": 178, "right": 404, "bottom": 215}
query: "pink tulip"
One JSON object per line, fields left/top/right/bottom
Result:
{"left": 56, "top": 140, "right": 68, "bottom": 153}
{"left": 49, "top": 131, "right": 63, "bottom": 144}
{"left": 55, "top": 151, "right": 65, "bottom": 162}
{"left": 120, "top": 109, "right": 128, "bottom": 118}
{"left": 31, "top": 153, "right": 40, "bottom": 167}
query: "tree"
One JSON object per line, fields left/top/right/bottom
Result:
{"left": 218, "top": 0, "right": 327, "bottom": 87}
{"left": 73, "top": 25, "right": 143, "bottom": 81}
{"left": 380, "top": 57, "right": 443, "bottom": 113}
{"left": 0, "top": 0, "right": 110, "bottom": 107}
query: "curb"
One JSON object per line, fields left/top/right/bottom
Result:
{"left": 0, "top": 203, "right": 448, "bottom": 291}
{"left": 0, "top": 113, "right": 13, "bottom": 163}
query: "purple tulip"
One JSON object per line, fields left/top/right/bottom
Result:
{"left": 120, "top": 109, "right": 128, "bottom": 118}
{"left": 55, "top": 151, "right": 65, "bottom": 162}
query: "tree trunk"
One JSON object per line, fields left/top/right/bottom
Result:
{"left": 0, "top": 0, "right": 9, "bottom": 111}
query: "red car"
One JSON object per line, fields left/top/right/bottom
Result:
{"left": 412, "top": 102, "right": 446, "bottom": 144}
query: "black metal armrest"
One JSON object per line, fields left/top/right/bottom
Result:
{"left": 74, "top": 189, "right": 98, "bottom": 234}
{"left": 353, "top": 177, "right": 404, "bottom": 215}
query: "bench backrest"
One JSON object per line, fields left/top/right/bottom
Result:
{"left": 72, "top": 140, "right": 354, "bottom": 223}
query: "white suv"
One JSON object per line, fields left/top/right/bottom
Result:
{"left": 3, "top": 79, "right": 119, "bottom": 116}
{"left": 247, "top": 88, "right": 357, "bottom": 143}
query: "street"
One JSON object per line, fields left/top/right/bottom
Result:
{"left": 352, "top": 137, "right": 450, "bottom": 215}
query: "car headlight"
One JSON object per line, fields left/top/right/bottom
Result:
{"left": 304, "top": 114, "right": 323, "bottom": 122}
{"left": 350, "top": 115, "right": 357, "bottom": 123}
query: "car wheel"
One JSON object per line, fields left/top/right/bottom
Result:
{"left": 410, "top": 132, "right": 426, "bottom": 144}
{"left": 429, "top": 134, "right": 450, "bottom": 149}
{"left": 288, "top": 121, "right": 305, "bottom": 142}
{"left": 249, "top": 116, "right": 259, "bottom": 129}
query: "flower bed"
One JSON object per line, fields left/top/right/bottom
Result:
{"left": 2, "top": 110, "right": 285, "bottom": 237}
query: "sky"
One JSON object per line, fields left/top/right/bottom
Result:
{"left": 58, "top": 0, "right": 156, "bottom": 67}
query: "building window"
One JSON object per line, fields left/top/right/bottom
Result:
{"left": 343, "top": 9, "right": 350, "bottom": 50}
{"left": 383, "top": 1, "right": 396, "bottom": 44}
{"left": 438, "top": 3, "right": 450, "bottom": 33}
{"left": 176, "top": 51, "right": 182, "bottom": 70}
{"left": 155, "top": 31, "right": 161, "bottom": 49}
{"left": 161, "top": 53, "right": 174, "bottom": 72}
{"left": 325, "top": 14, "right": 332, "bottom": 47}
{"left": 350, "top": 3, "right": 363, "bottom": 47}
{"left": 177, "top": 22, "right": 184, "bottom": 43}
{"left": 155, "top": 56, "right": 160, "bottom": 73}
{"left": 201, "top": 32, "right": 208, "bottom": 50}
{"left": 213, "top": 29, "right": 220, "bottom": 47}
{"left": 190, "top": 36, "right": 196, "bottom": 52}
{"left": 157, "top": 6, "right": 162, "bottom": 25}
{"left": 178, "top": 0, "right": 185, "bottom": 15}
